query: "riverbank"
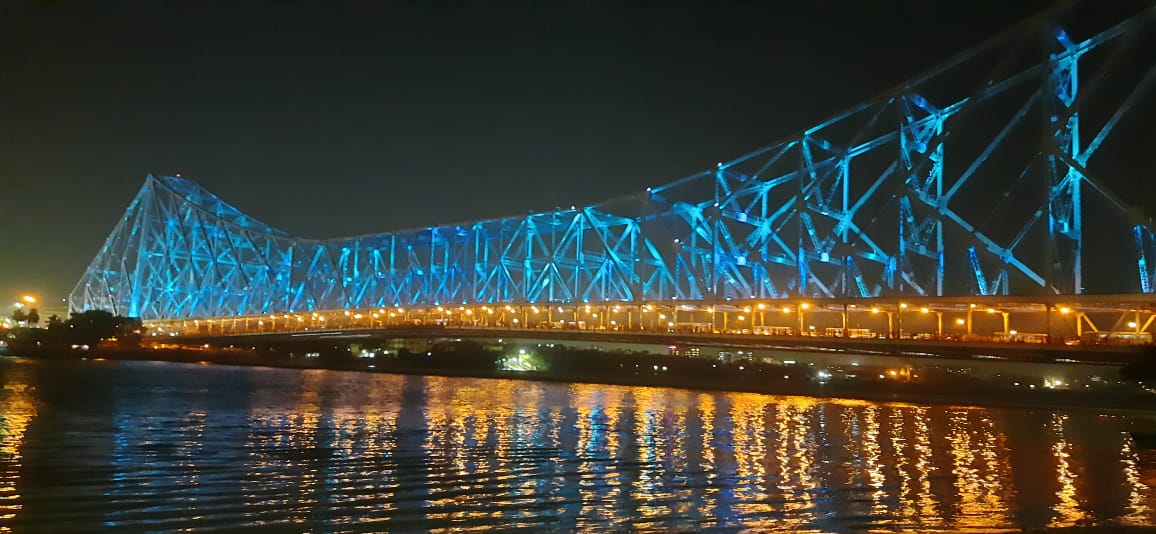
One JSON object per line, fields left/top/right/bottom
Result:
{"left": 8, "top": 343, "right": 1156, "bottom": 414}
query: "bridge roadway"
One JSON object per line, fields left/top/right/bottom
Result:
{"left": 146, "top": 295, "right": 1156, "bottom": 337}
{"left": 170, "top": 325, "right": 1150, "bottom": 367}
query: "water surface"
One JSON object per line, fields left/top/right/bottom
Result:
{"left": 1, "top": 356, "right": 1155, "bottom": 531}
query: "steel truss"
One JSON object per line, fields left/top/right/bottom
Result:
{"left": 71, "top": 5, "right": 1156, "bottom": 320}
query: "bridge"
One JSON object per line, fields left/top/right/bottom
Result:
{"left": 70, "top": 4, "right": 1156, "bottom": 351}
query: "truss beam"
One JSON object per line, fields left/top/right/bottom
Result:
{"left": 70, "top": 7, "right": 1156, "bottom": 320}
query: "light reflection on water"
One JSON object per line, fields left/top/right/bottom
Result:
{"left": 0, "top": 363, "right": 36, "bottom": 533}
{"left": 1, "top": 357, "right": 1155, "bottom": 531}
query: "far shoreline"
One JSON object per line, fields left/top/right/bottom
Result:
{"left": 6, "top": 346, "right": 1156, "bottom": 415}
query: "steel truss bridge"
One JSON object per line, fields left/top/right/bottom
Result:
{"left": 71, "top": 4, "right": 1156, "bottom": 325}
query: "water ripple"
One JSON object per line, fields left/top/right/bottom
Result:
{"left": 0, "top": 358, "right": 1153, "bottom": 531}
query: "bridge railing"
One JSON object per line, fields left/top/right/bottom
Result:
{"left": 142, "top": 299, "right": 1156, "bottom": 347}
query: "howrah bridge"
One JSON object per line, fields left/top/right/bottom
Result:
{"left": 69, "top": 3, "right": 1156, "bottom": 349}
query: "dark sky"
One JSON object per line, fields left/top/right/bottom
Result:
{"left": 0, "top": 0, "right": 1071, "bottom": 310}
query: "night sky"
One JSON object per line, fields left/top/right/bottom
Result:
{"left": 0, "top": 0, "right": 1089, "bottom": 311}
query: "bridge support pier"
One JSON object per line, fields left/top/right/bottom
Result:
{"left": 1046, "top": 304, "right": 1054, "bottom": 344}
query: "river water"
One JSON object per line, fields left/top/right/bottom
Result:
{"left": 1, "top": 356, "right": 1155, "bottom": 532}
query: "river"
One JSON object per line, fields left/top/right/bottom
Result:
{"left": 1, "top": 355, "right": 1155, "bottom": 531}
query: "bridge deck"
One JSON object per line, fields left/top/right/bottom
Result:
{"left": 167, "top": 324, "right": 1149, "bottom": 367}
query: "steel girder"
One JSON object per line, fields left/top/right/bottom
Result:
{"left": 70, "top": 8, "right": 1156, "bottom": 320}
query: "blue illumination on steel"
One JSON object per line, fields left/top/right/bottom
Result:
{"left": 1137, "top": 226, "right": 1156, "bottom": 294}
{"left": 69, "top": 10, "right": 1156, "bottom": 320}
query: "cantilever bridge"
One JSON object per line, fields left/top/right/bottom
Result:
{"left": 70, "top": 5, "right": 1156, "bottom": 327}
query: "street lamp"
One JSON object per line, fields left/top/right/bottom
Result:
{"left": 871, "top": 307, "right": 894, "bottom": 339}
{"left": 920, "top": 306, "right": 943, "bottom": 337}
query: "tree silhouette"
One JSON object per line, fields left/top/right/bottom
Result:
{"left": 4, "top": 310, "right": 143, "bottom": 353}
{"left": 26, "top": 308, "right": 39, "bottom": 325}
{"left": 45, "top": 315, "right": 65, "bottom": 336}
{"left": 64, "top": 310, "right": 142, "bottom": 347}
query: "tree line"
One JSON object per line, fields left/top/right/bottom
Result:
{"left": 3, "top": 310, "right": 143, "bottom": 353}
{"left": 11, "top": 307, "right": 40, "bottom": 325}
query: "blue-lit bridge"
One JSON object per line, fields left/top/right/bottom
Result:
{"left": 71, "top": 4, "right": 1156, "bottom": 350}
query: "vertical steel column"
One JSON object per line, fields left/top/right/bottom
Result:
{"left": 127, "top": 178, "right": 157, "bottom": 318}
{"left": 711, "top": 165, "right": 724, "bottom": 300}
{"left": 1045, "top": 28, "right": 1083, "bottom": 294}
{"left": 899, "top": 94, "right": 945, "bottom": 296}
{"left": 797, "top": 142, "right": 809, "bottom": 297}
{"left": 1136, "top": 226, "right": 1156, "bottom": 293}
